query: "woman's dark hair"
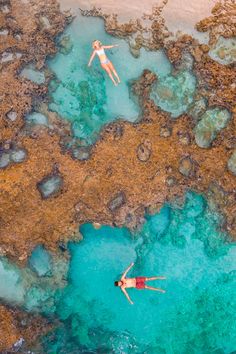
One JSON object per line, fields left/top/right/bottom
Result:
{"left": 114, "top": 281, "right": 119, "bottom": 286}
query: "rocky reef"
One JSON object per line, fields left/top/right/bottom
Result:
{"left": 196, "top": 0, "right": 236, "bottom": 45}
{"left": 0, "top": 305, "right": 50, "bottom": 352}
{"left": 0, "top": 0, "right": 235, "bottom": 351}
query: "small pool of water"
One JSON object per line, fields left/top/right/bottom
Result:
{"left": 40, "top": 192, "right": 236, "bottom": 353}
{"left": 208, "top": 36, "right": 236, "bottom": 65}
{"left": 0, "top": 192, "right": 235, "bottom": 352}
{"left": 47, "top": 12, "right": 172, "bottom": 144}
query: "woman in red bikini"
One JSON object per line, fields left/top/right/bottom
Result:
{"left": 114, "top": 262, "right": 166, "bottom": 305}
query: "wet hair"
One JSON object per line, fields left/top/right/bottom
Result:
{"left": 114, "top": 280, "right": 123, "bottom": 286}
{"left": 92, "top": 40, "right": 102, "bottom": 48}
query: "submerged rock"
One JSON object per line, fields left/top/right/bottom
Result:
{"left": 209, "top": 36, "right": 236, "bottom": 65}
{"left": 0, "top": 258, "right": 25, "bottom": 304}
{"left": 188, "top": 98, "right": 207, "bottom": 121}
{"left": 178, "top": 131, "right": 191, "bottom": 145}
{"left": 195, "top": 108, "right": 231, "bottom": 148}
{"left": 6, "top": 110, "right": 17, "bottom": 121}
{"left": 1, "top": 51, "right": 14, "bottom": 63}
{"left": 39, "top": 16, "right": 51, "bottom": 30}
{"left": 10, "top": 148, "right": 27, "bottom": 163}
{"left": 25, "top": 112, "right": 49, "bottom": 126}
{"left": 59, "top": 35, "right": 73, "bottom": 55}
{"left": 37, "top": 174, "right": 63, "bottom": 199}
{"left": 58, "top": 242, "right": 67, "bottom": 252}
{"left": 160, "top": 126, "right": 172, "bottom": 138}
{"left": 108, "top": 191, "right": 126, "bottom": 212}
{"left": 1, "top": 51, "right": 22, "bottom": 63}
{"left": 72, "top": 146, "right": 91, "bottom": 161}
{"left": 227, "top": 150, "right": 236, "bottom": 176}
{"left": 29, "top": 245, "right": 52, "bottom": 277}
{"left": 0, "top": 151, "right": 10, "bottom": 169}
{"left": 166, "top": 176, "right": 177, "bottom": 187}
{"left": 177, "top": 52, "right": 194, "bottom": 71}
{"left": 136, "top": 140, "right": 152, "bottom": 162}
{"left": 20, "top": 65, "right": 46, "bottom": 85}
{"left": 179, "top": 156, "right": 197, "bottom": 178}
{"left": 150, "top": 70, "right": 197, "bottom": 118}
{"left": 0, "top": 29, "right": 9, "bottom": 36}
{"left": 0, "top": 4, "right": 10, "bottom": 13}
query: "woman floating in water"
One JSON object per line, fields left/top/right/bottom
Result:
{"left": 88, "top": 40, "right": 121, "bottom": 86}
{"left": 115, "top": 262, "right": 166, "bottom": 305}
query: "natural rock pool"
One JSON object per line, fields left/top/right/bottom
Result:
{"left": 47, "top": 12, "right": 172, "bottom": 144}
{"left": 1, "top": 193, "right": 236, "bottom": 353}
{"left": 1, "top": 2, "right": 236, "bottom": 353}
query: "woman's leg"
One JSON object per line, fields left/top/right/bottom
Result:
{"left": 145, "top": 276, "right": 166, "bottom": 281}
{"left": 108, "top": 61, "right": 120, "bottom": 83}
{"left": 102, "top": 63, "right": 117, "bottom": 86}
{"left": 145, "top": 285, "right": 166, "bottom": 293}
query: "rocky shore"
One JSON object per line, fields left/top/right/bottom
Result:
{"left": 0, "top": 0, "right": 235, "bottom": 350}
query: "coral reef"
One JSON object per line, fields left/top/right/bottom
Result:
{"left": 0, "top": 0, "right": 70, "bottom": 142}
{"left": 196, "top": 0, "right": 236, "bottom": 45}
{"left": 0, "top": 0, "right": 235, "bottom": 268}
{"left": 81, "top": 2, "right": 170, "bottom": 55}
{"left": 0, "top": 0, "right": 235, "bottom": 350}
{"left": 0, "top": 97, "right": 235, "bottom": 262}
{"left": 0, "top": 305, "right": 50, "bottom": 352}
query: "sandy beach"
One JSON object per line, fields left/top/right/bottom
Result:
{"left": 58, "top": 0, "right": 217, "bottom": 40}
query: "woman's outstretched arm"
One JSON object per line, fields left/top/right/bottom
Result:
{"left": 88, "top": 50, "right": 96, "bottom": 66}
{"left": 102, "top": 44, "right": 119, "bottom": 49}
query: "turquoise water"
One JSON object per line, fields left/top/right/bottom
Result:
{"left": 194, "top": 108, "right": 231, "bottom": 148}
{"left": 38, "top": 192, "right": 235, "bottom": 353}
{"left": 2, "top": 10, "right": 236, "bottom": 354}
{"left": 20, "top": 65, "right": 46, "bottom": 84}
{"left": 150, "top": 70, "right": 197, "bottom": 118}
{"left": 0, "top": 192, "right": 235, "bottom": 352}
{"left": 47, "top": 12, "right": 172, "bottom": 144}
{"left": 208, "top": 37, "right": 236, "bottom": 65}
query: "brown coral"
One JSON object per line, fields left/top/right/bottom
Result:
{"left": 196, "top": 0, "right": 236, "bottom": 45}
{"left": 0, "top": 305, "right": 50, "bottom": 352}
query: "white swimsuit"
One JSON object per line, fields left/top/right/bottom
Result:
{"left": 96, "top": 48, "right": 110, "bottom": 64}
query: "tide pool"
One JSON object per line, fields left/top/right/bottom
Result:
{"left": 0, "top": 192, "right": 235, "bottom": 352}
{"left": 47, "top": 12, "right": 172, "bottom": 144}
{"left": 209, "top": 36, "right": 236, "bottom": 65}
{"left": 40, "top": 192, "right": 236, "bottom": 353}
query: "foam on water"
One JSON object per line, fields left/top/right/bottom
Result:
{"left": 47, "top": 12, "right": 172, "bottom": 144}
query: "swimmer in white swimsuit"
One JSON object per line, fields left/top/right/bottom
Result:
{"left": 88, "top": 40, "right": 121, "bottom": 86}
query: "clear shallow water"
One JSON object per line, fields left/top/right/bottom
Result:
{"left": 47, "top": 12, "right": 172, "bottom": 144}
{"left": 2, "top": 11, "right": 236, "bottom": 353}
{"left": 39, "top": 192, "right": 235, "bottom": 353}
{"left": 0, "top": 192, "right": 236, "bottom": 352}
{"left": 208, "top": 36, "right": 236, "bottom": 65}
{"left": 150, "top": 70, "right": 197, "bottom": 118}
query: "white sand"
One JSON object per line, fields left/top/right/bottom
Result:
{"left": 58, "top": 0, "right": 217, "bottom": 42}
